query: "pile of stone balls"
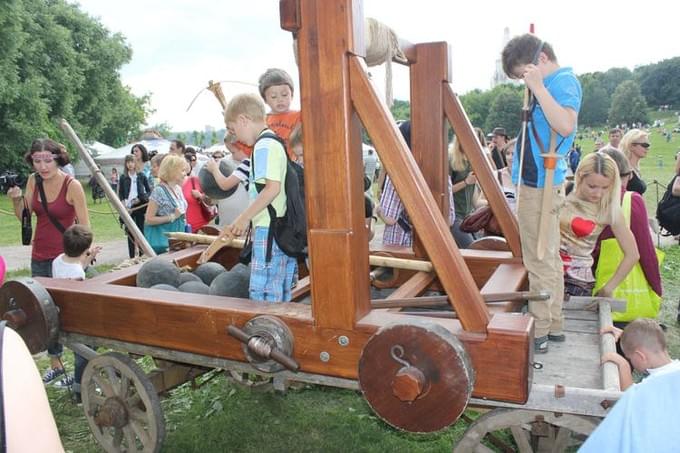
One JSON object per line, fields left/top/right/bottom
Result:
{"left": 136, "top": 257, "right": 250, "bottom": 298}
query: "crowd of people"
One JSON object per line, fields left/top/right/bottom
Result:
{"left": 2, "top": 33, "right": 679, "bottom": 450}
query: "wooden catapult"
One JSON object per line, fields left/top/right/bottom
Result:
{"left": 0, "top": 1, "right": 623, "bottom": 451}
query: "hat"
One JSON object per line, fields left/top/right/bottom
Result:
{"left": 258, "top": 68, "right": 295, "bottom": 99}
{"left": 492, "top": 127, "right": 508, "bottom": 137}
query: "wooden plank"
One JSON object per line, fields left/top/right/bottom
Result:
{"left": 598, "top": 301, "right": 621, "bottom": 392}
{"left": 442, "top": 84, "right": 521, "bottom": 257}
{"left": 349, "top": 55, "right": 490, "bottom": 333}
{"left": 279, "top": 0, "right": 300, "bottom": 32}
{"left": 410, "top": 42, "right": 450, "bottom": 258}
{"left": 480, "top": 263, "right": 527, "bottom": 311}
{"left": 297, "top": 0, "right": 371, "bottom": 329}
{"left": 291, "top": 276, "right": 311, "bottom": 300}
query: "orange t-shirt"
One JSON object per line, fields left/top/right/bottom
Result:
{"left": 267, "top": 110, "right": 301, "bottom": 159}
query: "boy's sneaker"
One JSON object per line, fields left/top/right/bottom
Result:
{"left": 42, "top": 367, "right": 65, "bottom": 385}
{"left": 534, "top": 335, "right": 549, "bottom": 354}
{"left": 53, "top": 374, "right": 74, "bottom": 389}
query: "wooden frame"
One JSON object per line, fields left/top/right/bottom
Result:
{"left": 29, "top": 0, "right": 535, "bottom": 405}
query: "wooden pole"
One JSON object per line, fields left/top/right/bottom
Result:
{"left": 59, "top": 119, "right": 157, "bottom": 258}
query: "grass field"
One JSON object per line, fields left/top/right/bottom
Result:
{"left": 8, "top": 113, "right": 680, "bottom": 452}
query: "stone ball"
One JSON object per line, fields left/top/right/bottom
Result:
{"left": 137, "top": 257, "right": 181, "bottom": 288}
{"left": 199, "top": 159, "right": 237, "bottom": 200}
{"left": 178, "top": 272, "right": 202, "bottom": 285}
{"left": 178, "top": 280, "right": 210, "bottom": 294}
{"left": 149, "top": 283, "right": 179, "bottom": 292}
{"left": 209, "top": 266, "right": 250, "bottom": 298}
{"left": 193, "top": 262, "right": 227, "bottom": 285}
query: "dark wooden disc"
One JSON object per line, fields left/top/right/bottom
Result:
{"left": 0, "top": 278, "right": 59, "bottom": 354}
{"left": 358, "top": 320, "right": 474, "bottom": 433}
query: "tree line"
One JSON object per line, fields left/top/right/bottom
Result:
{"left": 390, "top": 58, "right": 680, "bottom": 139}
{"left": 0, "top": 0, "right": 149, "bottom": 175}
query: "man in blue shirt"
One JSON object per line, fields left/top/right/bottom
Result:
{"left": 502, "top": 34, "right": 582, "bottom": 353}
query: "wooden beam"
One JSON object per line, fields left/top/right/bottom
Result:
{"left": 385, "top": 271, "right": 434, "bottom": 300}
{"left": 295, "top": 0, "right": 371, "bottom": 329}
{"left": 442, "top": 84, "right": 522, "bottom": 257}
{"left": 409, "top": 42, "right": 450, "bottom": 258}
{"left": 349, "top": 56, "right": 490, "bottom": 333}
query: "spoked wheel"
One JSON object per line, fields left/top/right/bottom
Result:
{"left": 454, "top": 408, "right": 600, "bottom": 453}
{"left": 82, "top": 352, "right": 164, "bottom": 453}
{"left": 227, "top": 370, "right": 273, "bottom": 391}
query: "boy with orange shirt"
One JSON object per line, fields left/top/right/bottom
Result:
{"left": 258, "top": 68, "right": 301, "bottom": 159}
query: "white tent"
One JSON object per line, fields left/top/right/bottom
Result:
{"left": 95, "top": 138, "right": 173, "bottom": 166}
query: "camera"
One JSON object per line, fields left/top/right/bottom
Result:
{"left": 0, "top": 171, "right": 23, "bottom": 193}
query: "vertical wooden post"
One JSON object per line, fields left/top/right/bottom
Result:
{"left": 296, "top": 0, "right": 371, "bottom": 329}
{"left": 409, "top": 42, "right": 451, "bottom": 257}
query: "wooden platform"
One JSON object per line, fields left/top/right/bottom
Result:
{"left": 469, "top": 300, "right": 623, "bottom": 418}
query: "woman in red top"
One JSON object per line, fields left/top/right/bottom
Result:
{"left": 182, "top": 150, "right": 212, "bottom": 232}
{"left": 7, "top": 138, "right": 89, "bottom": 380}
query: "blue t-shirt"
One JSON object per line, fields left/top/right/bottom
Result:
{"left": 579, "top": 364, "right": 680, "bottom": 453}
{"left": 512, "top": 67, "right": 582, "bottom": 188}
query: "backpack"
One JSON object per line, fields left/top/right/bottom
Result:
{"left": 656, "top": 175, "right": 680, "bottom": 236}
{"left": 252, "top": 131, "right": 307, "bottom": 261}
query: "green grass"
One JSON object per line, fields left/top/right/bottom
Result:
{"left": 0, "top": 183, "right": 126, "bottom": 247}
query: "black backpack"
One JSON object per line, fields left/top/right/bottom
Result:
{"left": 656, "top": 175, "right": 680, "bottom": 236}
{"left": 252, "top": 131, "right": 307, "bottom": 261}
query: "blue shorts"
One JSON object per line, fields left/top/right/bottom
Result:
{"left": 249, "top": 227, "right": 297, "bottom": 302}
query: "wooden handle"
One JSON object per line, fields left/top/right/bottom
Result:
{"left": 536, "top": 132, "right": 558, "bottom": 261}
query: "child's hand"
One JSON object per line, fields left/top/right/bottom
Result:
{"left": 7, "top": 186, "right": 22, "bottom": 199}
{"left": 228, "top": 216, "right": 249, "bottom": 238}
{"left": 595, "top": 285, "right": 613, "bottom": 298}
{"left": 520, "top": 63, "right": 543, "bottom": 93}
{"left": 174, "top": 207, "right": 182, "bottom": 218}
{"left": 601, "top": 351, "right": 626, "bottom": 366}
{"left": 191, "top": 189, "right": 202, "bottom": 199}
{"left": 600, "top": 325, "right": 623, "bottom": 342}
{"left": 205, "top": 159, "right": 218, "bottom": 174}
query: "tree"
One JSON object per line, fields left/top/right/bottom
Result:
{"left": 600, "top": 68, "right": 634, "bottom": 96}
{"left": 460, "top": 89, "right": 493, "bottom": 128}
{"left": 608, "top": 80, "right": 649, "bottom": 126}
{"left": 579, "top": 78, "right": 609, "bottom": 126}
{"left": 484, "top": 86, "right": 523, "bottom": 136}
{"left": 636, "top": 57, "right": 680, "bottom": 108}
{"left": 390, "top": 99, "right": 410, "bottom": 122}
{"left": 0, "top": 0, "right": 150, "bottom": 176}
{"left": 210, "top": 129, "right": 219, "bottom": 145}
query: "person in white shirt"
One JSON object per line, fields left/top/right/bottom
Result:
{"left": 205, "top": 133, "right": 250, "bottom": 226}
{"left": 50, "top": 224, "right": 100, "bottom": 401}
{"left": 581, "top": 319, "right": 680, "bottom": 452}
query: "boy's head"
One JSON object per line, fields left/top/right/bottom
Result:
{"left": 63, "top": 224, "right": 93, "bottom": 258}
{"left": 258, "top": 68, "right": 294, "bottom": 114}
{"left": 223, "top": 132, "right": 251, "bottom": 161}
{"left": 169, "top": 140, "right": 185, "bottom": 156}
{"left": 620, "top": 319, "right": 668, "bottom": 372}
{"left": 224, "top": 93, "right": 266, "bottom": 146}
{"left": 502, "top": 33, "right": 557, "bottom": 80}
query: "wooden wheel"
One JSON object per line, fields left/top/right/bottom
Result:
{"left": 454, "top": 408, "right": 600, "bottom": 453}
{"left": 0, "top": 278, "right": 59, "bottom": 354}
{"left": 82, "top": 352, "right": 165, "bottom": 453}
{"left": 358, "top": 320, "right": 474, "bottom": 433}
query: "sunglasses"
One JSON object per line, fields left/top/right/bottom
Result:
{"left": 633, "top": 142, "right": 650, "bottom": 148}
{"left": 212, "top": 155, "right": 223, "bottom": 160}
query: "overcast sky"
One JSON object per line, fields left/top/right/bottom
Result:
{"left": 73, "top": 0, "right": 679, "bottom": 135}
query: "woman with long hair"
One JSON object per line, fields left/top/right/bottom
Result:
{"left": 131, "top": 143, "right": 153, "bottom": 189}
{"left": 6, "top": 138, "right": 91, "bottom": 382}
{"left": 620, "top": 129, "right": 651, "bottom": 195}
{"left": 118, "top": 154, "right": 151, "bottom": 258}
{"left": 449, "top": 134, "right": 484, "bottom": 248}
{"left": 144, "top": 154, "right": 188, "bottom": 253}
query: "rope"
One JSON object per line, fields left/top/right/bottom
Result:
{"left": 364, "top": 17, "right": 407, "bottom": 108}
{"left": 292, "top": 17, "right": 406, "bottom": 107}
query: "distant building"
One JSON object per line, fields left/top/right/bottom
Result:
{"left": 491, "top": 27, "right": 521, "bottom": 88}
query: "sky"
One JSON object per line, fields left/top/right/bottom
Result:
{"left": 72, "top": 0, "right": 680, "bottom": 135}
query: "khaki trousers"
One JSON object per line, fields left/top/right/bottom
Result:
{"left": 518, "top": 185, "right": 565, "bottom": 338}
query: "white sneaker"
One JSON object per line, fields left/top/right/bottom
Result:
{"left": 53, "top": 374, "right": 74, "bottom": 389}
